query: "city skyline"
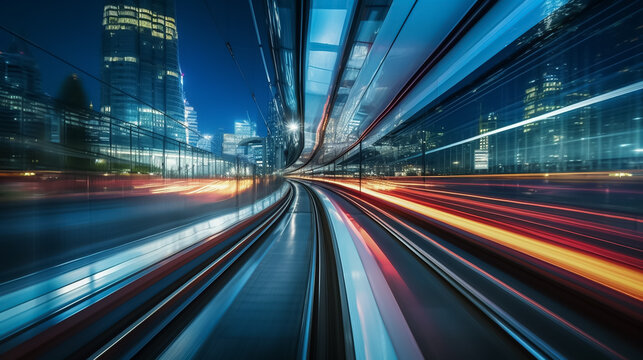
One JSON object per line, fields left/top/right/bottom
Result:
{"left": 0, "top": 0, "right": 274, "bottom": 137}
{"left": 0, "top": 0, "right": 282, "bottom": 176}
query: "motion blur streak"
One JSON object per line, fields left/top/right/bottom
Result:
{"left": 384, "top": 178, "right": 643, "bottom": 223}
{"left": 302, "top": 177, "right": 643, "bottom": 301}
{"left": 0, "top": 173, "right": 258, "bottom": 199}
{"left": 332, "top": 187, "right": 624, "bottom": 358}
{"left": 389, "top": 187, "right": 640, "bottom": 265}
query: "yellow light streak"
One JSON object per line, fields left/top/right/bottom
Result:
{"left": 303, "top": 177, "right": 643, "bottom": 301}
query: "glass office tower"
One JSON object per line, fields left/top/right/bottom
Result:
{"left": 100, "top": 0, "right": 186, "bottom": 143}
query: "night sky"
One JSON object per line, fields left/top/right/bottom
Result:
{"left": 0, "top": 0, "right": 274, "bottom": 136}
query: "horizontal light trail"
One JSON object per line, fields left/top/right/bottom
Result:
{"left": 360, "top": 181, "right": 640, "bottom": 245}
{"left": 389, "top": 188, "right": 642, "bottom": 268}
{"left": 385, "top": 181, "right": 643, "bottom": 224}
{"left": 305, "top": 178, "right": 643, "bottom": 301}
{"left": 387, "top": 179, "right": 643, "bottom": 195}
{"left": 392, "top": 187, "right": 643, "bottom": 252}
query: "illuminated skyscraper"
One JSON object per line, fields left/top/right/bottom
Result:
{"left": 100, "top": 0, "right": 186, "bottom": 142}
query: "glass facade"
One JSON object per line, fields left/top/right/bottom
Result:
{"left": 101, "top": 0, "right": 186, "bottom": 143}
{"left": 308, "top": 0, "right": 642, "bottom": 178}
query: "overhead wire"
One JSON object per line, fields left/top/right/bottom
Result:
{"left": 201, "top": 0, "right": 272, "bottom": 136}
{"left": 0, "top": 25, "right": 200, "bottom": 140}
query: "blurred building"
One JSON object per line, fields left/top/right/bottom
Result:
{"left": 266, "top": 96, "right": 285, "bottom": 173}
{"left": 520, "top": 64, "right": 564, "bottom": 172}
{"left": 238, "top": 137, "right": 266, "bottom": 175}
{"left": 0, "top": 38, "right": 42, "bottom": 94}
{"left": 475, "top": 112, "right": 497, "bottom": 171}
{"left": 56, "top": 74, "right": 99, "bottom": 170}
{"left": 211, "top": 129, "right": 223, "bottom": 156}
{"left": 196, "top": 134, "right": 212, "bottom": 153}
{"left": 221, "top": 118, "right": 269, "bottom": 174}
{"left": 234, "top": 118, "right": 257, "bottom": 137}
{"left": 100, "top": 0, "right": 186, "bottom": 143}
{"left": 0, "top": 39, "right": 50, "bottom": 169}
{"left": 184, "top": 99, "right": 198, "bottom": 146}
{"left": 222, "top": 119, "right": 257, "bottom": 156}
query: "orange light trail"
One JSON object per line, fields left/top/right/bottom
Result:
{"left": 302, "top": 177, "right": 643, "bottom": 301}
{"left": 394, "top": 187, "right": 641, "bottom": 241}
{"left": 385, "top": 188, "right": 643, "bottom": 266}
{"left": 384, "top": 180, "right": 642, "bottom": 223}
{"left": 146, "top": 179, "right": 253, "bottom": 196}
{"left": 335, "top": 188, "right": 624, "bottom": 359}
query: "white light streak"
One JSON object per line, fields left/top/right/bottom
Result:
{"left": 422, "top": 81, "right": 643, "bottom": 156}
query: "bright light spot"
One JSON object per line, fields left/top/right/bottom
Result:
{"left": 609, "top": 172, "right": 632, "bottom": 177}
{"left": 287, "top": 122, "right": 299, "bottom": 132}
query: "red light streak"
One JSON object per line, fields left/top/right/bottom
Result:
{"left": 334, "top": 187, "right": 625, "bottom": 359}
{"left": 298, "top": 177, "right": 643, "bottom": 302}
